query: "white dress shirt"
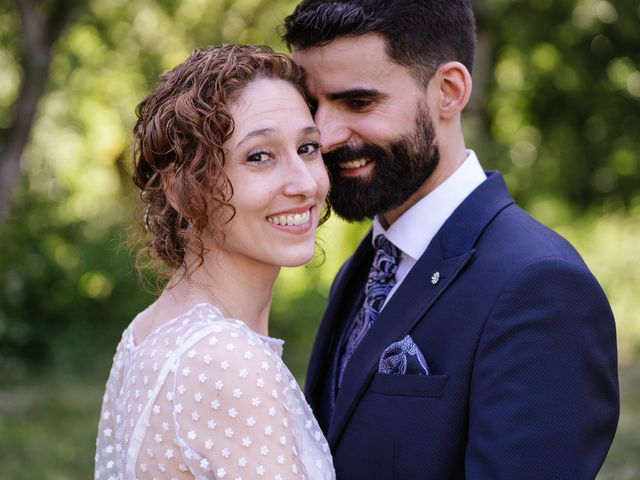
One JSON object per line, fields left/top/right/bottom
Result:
{"left": 372, "top": 150, "right": 487, "bottom": 306}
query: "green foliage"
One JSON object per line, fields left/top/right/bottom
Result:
{"left": 476, "top": 0, "right": 640, "bottom": 211}
{"left": 0, "top": 376, "right": 103, "bottom": 479}
{"left": 0, "top": 5, "right": 19, "bottom": 125}
{"left": 0, "top": 0, "right": 639, "bottom": 475}
{"left": 0, "top": 185, "right": 153, "bottom": 380}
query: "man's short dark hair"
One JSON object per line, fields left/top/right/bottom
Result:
{"left": 282, "top": 0, "right": 476, "bottom": 84}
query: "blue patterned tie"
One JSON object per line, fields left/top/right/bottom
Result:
{"left": 338, "top": 235, "right": 400, "bottom": 386}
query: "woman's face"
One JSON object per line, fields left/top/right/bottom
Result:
{"left": 217, "top": 78, "right": 329, "bottom": 269}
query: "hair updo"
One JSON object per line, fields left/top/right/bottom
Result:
{"left": 132, "top": 44, "right": 307, "bottom": 278}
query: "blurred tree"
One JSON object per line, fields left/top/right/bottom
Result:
{"left": 0, "top": 0, "right": 83, "bottom": 220}
{"left": 477, "top": 0, "right": 640, "bottom": 216}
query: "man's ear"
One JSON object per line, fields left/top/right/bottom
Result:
{"left": 433, "top": 61, "right": 472, "bottom": 119}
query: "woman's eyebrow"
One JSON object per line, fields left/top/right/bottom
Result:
{"left": 236, "top": 128, "right": 275, "bottom": 147}
{"left": 236, "top": 125, "right": 320, "bottom": 148}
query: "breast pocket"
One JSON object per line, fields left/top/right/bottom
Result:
{"left": 369, "top": 373, "right": 448, "bottom": 398}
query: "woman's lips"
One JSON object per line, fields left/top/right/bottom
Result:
{"left": 266, "top": 208, "right": 312, "bottom": 227}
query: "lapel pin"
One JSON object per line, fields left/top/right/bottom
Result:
{"left": 430, "top": 271, "right": 440, "bottom": 285}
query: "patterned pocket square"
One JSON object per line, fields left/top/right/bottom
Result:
{"left": 378, "top": 335, "right": 430, "bottom": 375}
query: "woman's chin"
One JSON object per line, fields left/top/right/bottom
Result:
{"left": 276, "top": 245, "right": 318, "bottom": 268}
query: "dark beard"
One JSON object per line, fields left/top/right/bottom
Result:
{"left": 323, "top": 109, "right": 440, "bottom": 222}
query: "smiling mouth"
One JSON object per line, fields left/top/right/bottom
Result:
{"left": 339, "top": 159, "right": 369, "bottom": 170}
{"left": 266, "top": 209, "right": 312, "bottom": 226}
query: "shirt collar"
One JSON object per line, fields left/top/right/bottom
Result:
{"left": 373, "top": 150, "right": 486, "bottom": 260}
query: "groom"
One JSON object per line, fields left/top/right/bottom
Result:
{"left": 283, "top": 1, "right": 619, "bottom": 478}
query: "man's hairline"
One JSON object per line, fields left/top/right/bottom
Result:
{"left": 290, "top": 32, "right": 436, "bottom": 89}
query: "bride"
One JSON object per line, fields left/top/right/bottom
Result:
{"left": 95, "top": 44, "right": 335, "bottom": 479}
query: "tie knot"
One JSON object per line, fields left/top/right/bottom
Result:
{"left": 374, "top": 235, "right": 399, "bottom": 259}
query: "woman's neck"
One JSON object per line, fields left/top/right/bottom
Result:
{"left": 170, "top": 250, "right": 280, "bottom": 337}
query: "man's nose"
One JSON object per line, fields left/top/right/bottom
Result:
{"left": 314, "top": 105, "right": 350, "bottom": 153}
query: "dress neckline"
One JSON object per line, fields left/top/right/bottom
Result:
{"left": 129, "top": 302, "right": 284, "bottom": 353}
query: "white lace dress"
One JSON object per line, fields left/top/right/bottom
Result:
{"left": 95, "top": 303, "right": 335, "bottom": 480}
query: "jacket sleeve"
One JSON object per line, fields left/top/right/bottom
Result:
{"left": 465, "top": 258, "right": 619, "bottom": 479}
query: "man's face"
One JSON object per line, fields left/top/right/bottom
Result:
{"left": 293, "top": 33, "right": 440, "bottom": 223}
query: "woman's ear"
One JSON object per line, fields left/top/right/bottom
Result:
{"left": 433, "top": 61, "right": 472, "bottom": 120}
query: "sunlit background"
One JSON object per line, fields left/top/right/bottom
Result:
{"left": 1, "top": 0, "right": 639, "bottom": 477}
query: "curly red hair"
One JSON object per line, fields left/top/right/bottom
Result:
{"left": 132, "top": 44, "right": 309, "bottom": 279}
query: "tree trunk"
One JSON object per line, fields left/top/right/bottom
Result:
{"left": 0, "top": 0, "right": 72, "bottom": 221}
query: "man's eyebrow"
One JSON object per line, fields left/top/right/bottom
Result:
{"left": 327, "top": 88, "right": 385, "bottom": 101}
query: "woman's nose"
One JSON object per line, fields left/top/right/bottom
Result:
{"left": 282, "top": 156, "right": 320, "bottom": 198}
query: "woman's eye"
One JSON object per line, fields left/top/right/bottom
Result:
{"left": 298, "top": 142, "right": 322, "bottom": 156}
{"left": 247, "top": 150, "right": 271, "bottom": 163}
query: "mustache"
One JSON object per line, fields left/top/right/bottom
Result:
{"left": 323, "top": 143, "right": 389, "bottom": 167}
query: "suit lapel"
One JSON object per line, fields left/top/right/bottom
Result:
{"left": 328, "top": 242, "right": 474, "bottom": 445}
{"left": 326, "top": 171, "right": 515, "bottom": 447}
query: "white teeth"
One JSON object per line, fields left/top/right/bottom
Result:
{"left": 339, "top": 159, "right": 367, "bottom": 169}
{"left": 267, "top": 209, "right": 311, "bottom": 226}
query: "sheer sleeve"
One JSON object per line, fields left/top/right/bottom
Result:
{"left": 169, "top": 321, "right": 307, "bottom": 479}
{"left": 95, "top": 331, "right": 128, "bottom": 479}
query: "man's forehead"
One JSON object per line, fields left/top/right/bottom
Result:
{"left": 293, "top": 38, "right": 406, "bottom": 97}
{"left": 292, "top": 33, "right": 388, "bottom": 65}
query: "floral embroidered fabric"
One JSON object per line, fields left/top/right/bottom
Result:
{"left": 95, "top": 303, "right": 335, "bottom": 480}
{"left": 378, "top": 335, "right": 430, "bottom": 375}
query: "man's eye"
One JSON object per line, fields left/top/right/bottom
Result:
{"left": 247, "top": 150, "right": 271, "bottom": 162}
{"left": 347, "top": 99, "right": 372, "bottom": 110}
{"left": 298, "top": 142, "right": 322, "bottom": 156}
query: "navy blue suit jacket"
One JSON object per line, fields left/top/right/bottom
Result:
{"left": 305, "top": 172, "right": 619, "bottom": 479}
